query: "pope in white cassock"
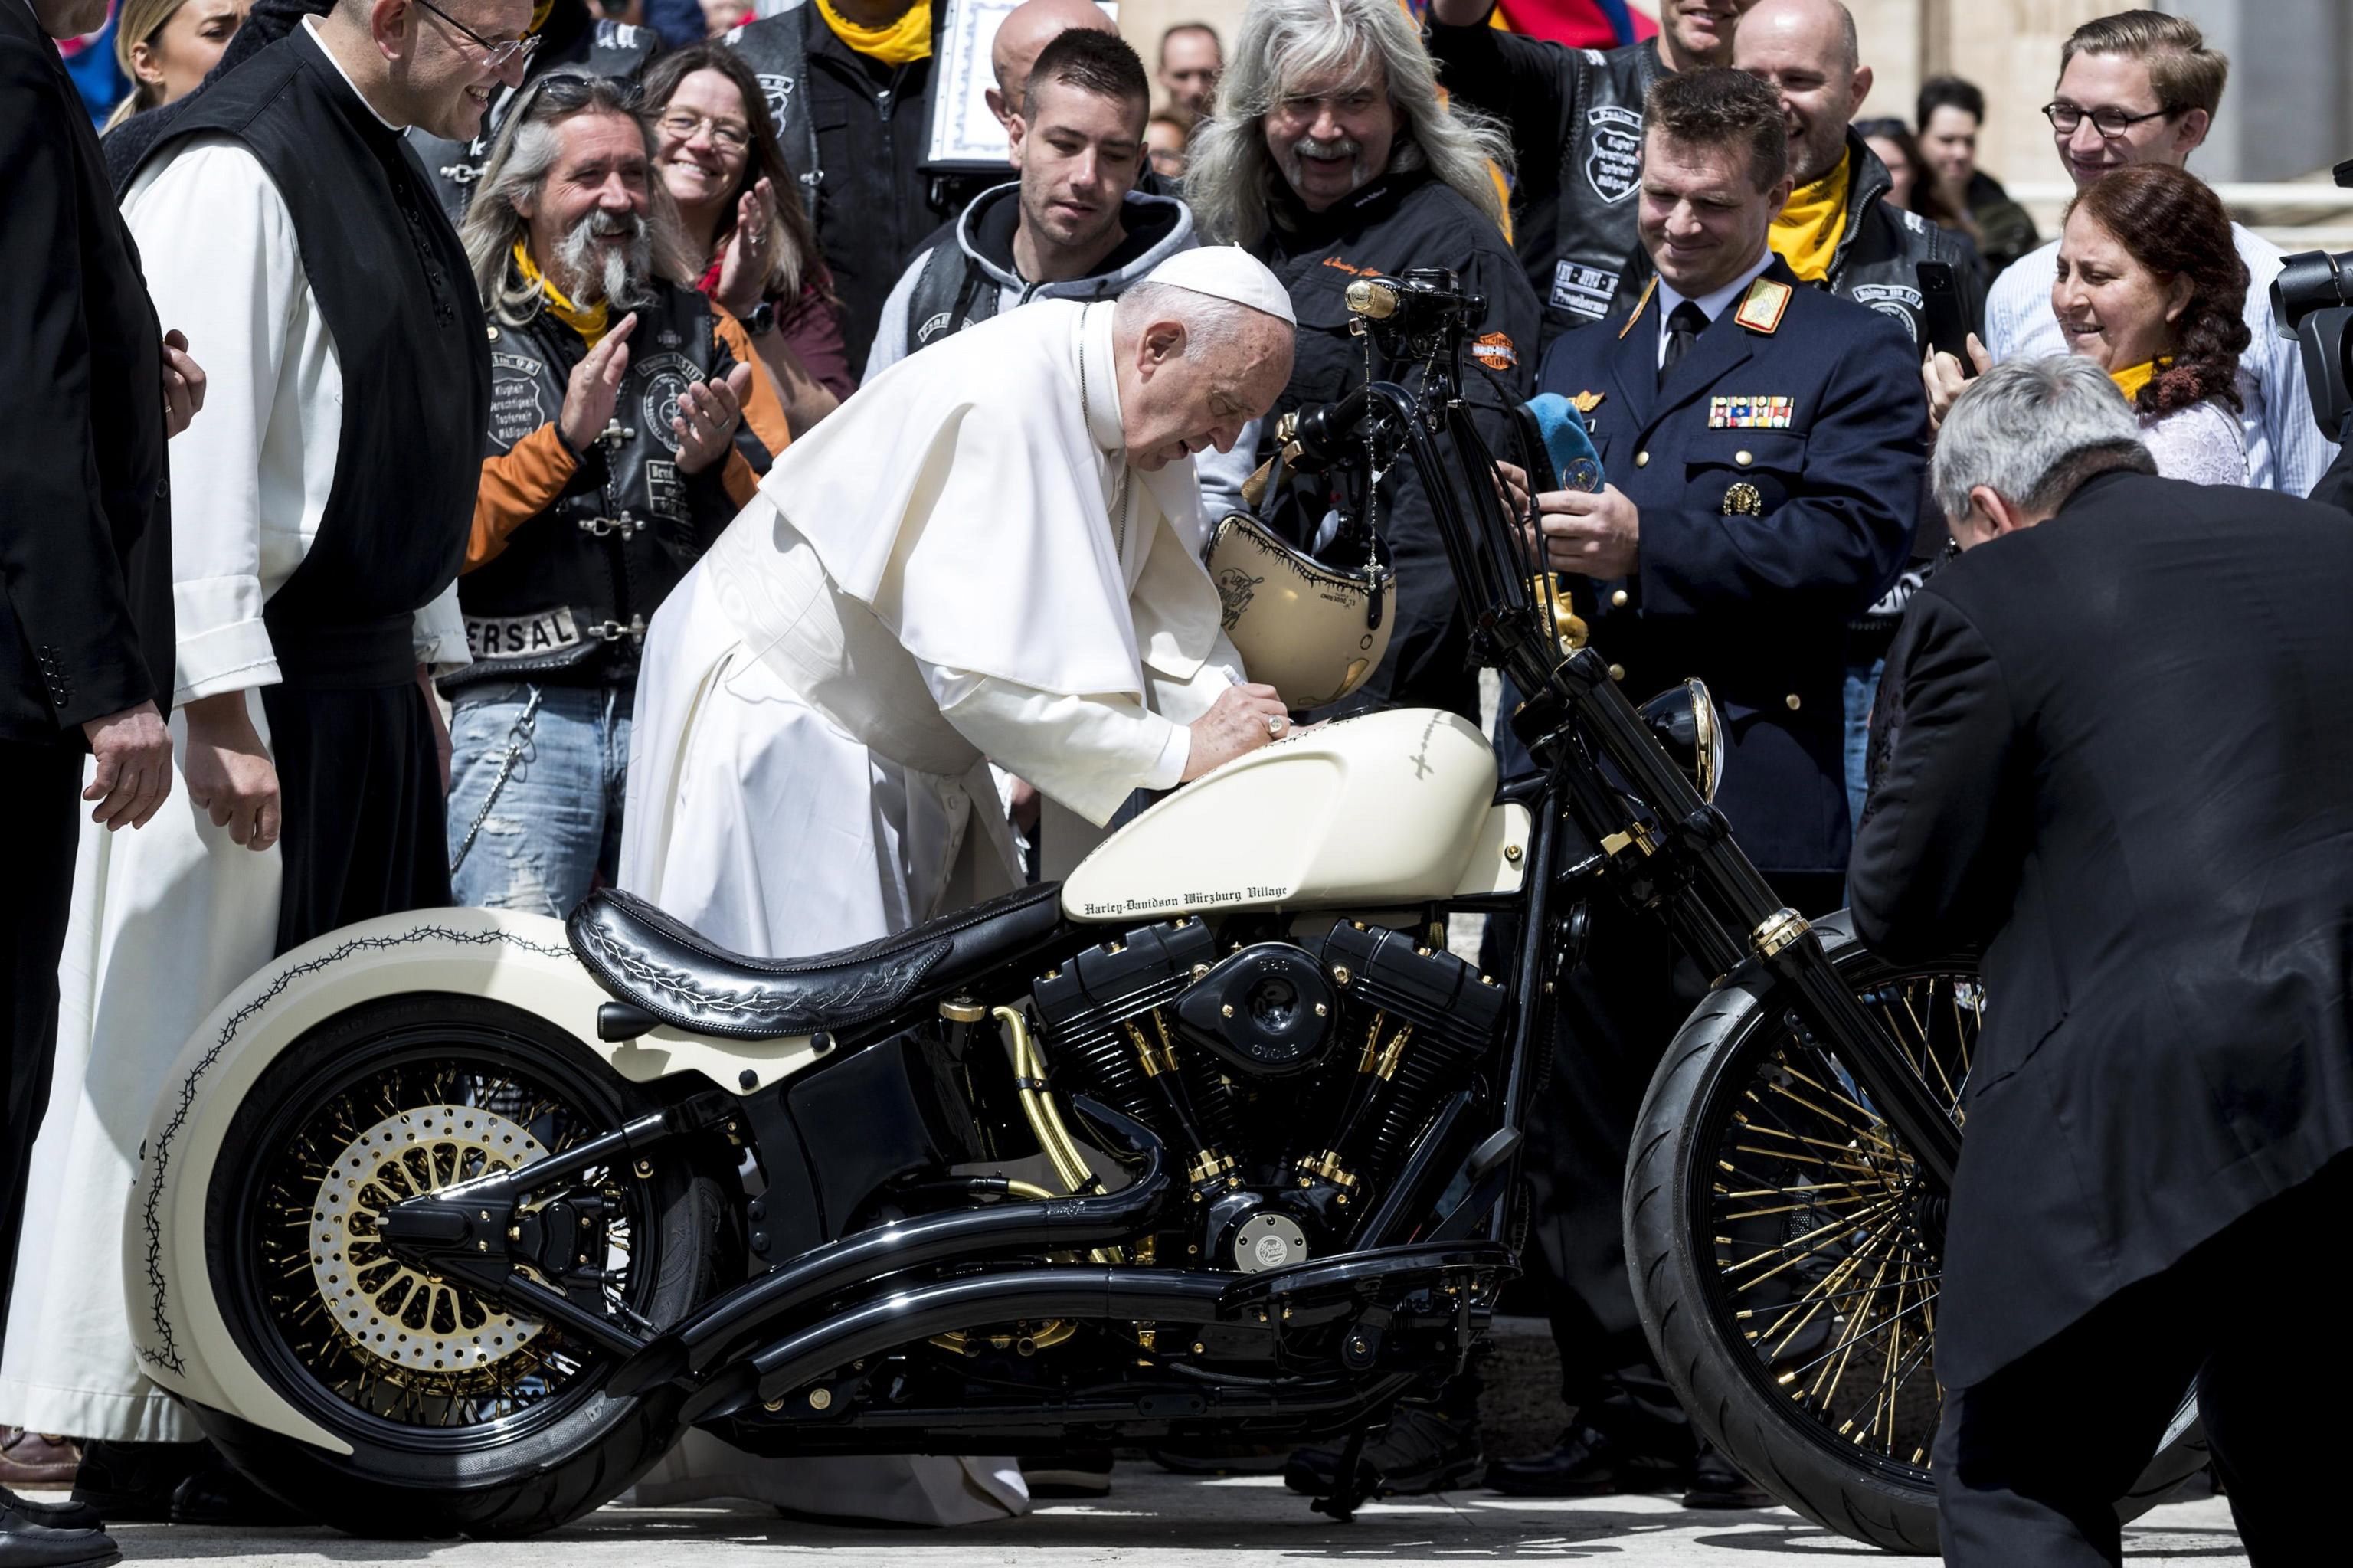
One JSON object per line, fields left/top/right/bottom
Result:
{"left": 617, "top": 247, "right": 1298, "bottom": 1522}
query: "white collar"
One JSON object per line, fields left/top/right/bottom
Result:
{"left": 1078, "top": 302, "right": 1124, "bottom": 455}
{"left": 302, "top": 15, "right": 405, "bottom": 132}
{"left": 1657, "top": 247, "right": 1776, "bottom": 344}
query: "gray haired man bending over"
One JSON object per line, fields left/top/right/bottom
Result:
{"left": 1851, "top": 355, "right": 2353, "bottom": 1565}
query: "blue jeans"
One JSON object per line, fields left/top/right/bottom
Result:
{"left": 1842, "top": 656, "right": 1885, "bottom": 828}
{"left": 446, "top": 683, "right": 630, "bottom": 918}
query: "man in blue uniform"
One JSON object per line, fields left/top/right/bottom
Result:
{"left": 1487, "top": 65, "right": 1923, "bottom": 1502}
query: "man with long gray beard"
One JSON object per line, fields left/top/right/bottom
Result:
{"left": 447, "top": 72, "right": 787, "bottom": 918}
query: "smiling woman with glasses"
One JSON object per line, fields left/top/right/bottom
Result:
{"left": 640, "top": 43, "right": 849, "bottom": 431}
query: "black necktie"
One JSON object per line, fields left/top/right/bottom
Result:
{"left": 1659, "top": 300, "right": 1709, "bottom": 388}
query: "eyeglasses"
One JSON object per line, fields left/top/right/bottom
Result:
{"left": 2041, "top": 100, "right": 2178, "bottom": 138}
{"left": 414, "top": 0, "right": 541, "bottom": 75}
{"left": 656, "top": 111, "right": 752, "bottom": 152}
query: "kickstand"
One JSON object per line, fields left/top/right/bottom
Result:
{"left": 1310, "top": 1424, "right": 1374, "bottom": 1523}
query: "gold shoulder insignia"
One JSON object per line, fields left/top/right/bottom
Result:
{"left": 1733, "top": 277, "right": 1792, "bottom": 335}
{"left": 1616, "top": 276, "right": 1658, "bottom": 340}
{"left": 1571, "top": 390, "right": 1605, "bottom": 414}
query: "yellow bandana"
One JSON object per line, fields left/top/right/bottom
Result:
{"left": 513, "top": 241, "right": 610, "bottom": 348}
{"left": 1770, "top": 152, "right": 1851, "bottom": 285}
{"left": 2111, "top": 357, "right": 2170, "bottom": 402}
{"left": 815, "top": 0, "right": 932, "bottom": 65}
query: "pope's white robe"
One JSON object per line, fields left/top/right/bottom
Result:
{"left": 0, "top": 45, "right": 465, "bottom": 1442}
{"left": 617, "top": 299, "right": 1239, "bottom": 1522}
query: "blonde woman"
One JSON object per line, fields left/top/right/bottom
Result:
{"left": 100, "top": 0, "right": 246, "bottom": 131}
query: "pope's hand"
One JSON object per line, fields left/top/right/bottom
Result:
{"left": 558, "top": 313, "right": 638, "bottom": 453}
{"left": 1923, "top": 332, "right": 1991, "bottom": 435}
{"left": 1183, "top": 682, "right": 1290, "bottom": 781}
{"left": 1526, "top": 483, "right": 1640, "bottom": 579}
{"left": 675, "top": 362, "right": 754, "bottom": 474}
{"left": 182, "top": 691, "right": 280, "bottom": 849}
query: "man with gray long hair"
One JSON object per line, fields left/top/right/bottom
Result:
{"left": 1189, "top": 0, "right": 1540, "bottom": 725}
{"left": 1855, "top": 355, "right": 2353, "bottom": 1563}
{"left": 444, "top": 70, "right": 785, "bottom": 919}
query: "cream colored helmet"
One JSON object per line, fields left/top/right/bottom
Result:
{"left": 1206, "top": 512, "right": 1395, "bottom": 711}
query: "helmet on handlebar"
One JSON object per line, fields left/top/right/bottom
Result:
{"left": 1206, "top": 512, "right": 1394, "bottom": 711}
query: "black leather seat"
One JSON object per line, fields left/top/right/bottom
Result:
{"left": 567, "top": 882, "right": 1071, "bottom": 1041}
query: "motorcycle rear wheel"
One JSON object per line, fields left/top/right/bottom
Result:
{"left": 1624, "top": 925, "right": 2207, "bottom": 1552}
{"left": 198, "top": 991, "right": 726, "bottom": 1537}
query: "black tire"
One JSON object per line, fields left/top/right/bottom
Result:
{"left": 1624, "top": 916, "right": 2206, "bottom": 1553}
{"left": 198, "top": 992, "right": 727, "bottom": 1538}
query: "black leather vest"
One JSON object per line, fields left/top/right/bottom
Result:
{"left": 449, "top": 280, "right": 761, "bottom": 691}
{"left": 1543, "top": 38, "right": 1661, "bottom": 334}
{"left": 410, "top": 8, "right": 659, "bottom": 224}
{"left": 135, "top": 25, "right": 488, "bottom": 687}
{"left": 721, "top": 11, "right": 823, "bottom": 228}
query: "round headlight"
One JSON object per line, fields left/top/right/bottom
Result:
{"left": 1637, "top": 679, "right": 1726, "bottom": 804}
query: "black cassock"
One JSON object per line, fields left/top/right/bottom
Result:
{"left": 1852, "top": 467, "right": 2353, "bottom": 1563}
{"left": 132, "top": 25, "right": 489, "bottom": 951}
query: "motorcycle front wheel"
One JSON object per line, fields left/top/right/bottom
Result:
{"left": 198, "top": 992, "right": 728, "bottom": 1537}
{"left": 1623, "top": 921, "right": 2207, "bottom": 1552}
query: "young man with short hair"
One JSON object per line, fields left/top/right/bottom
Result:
{"left": 866, "top": 27, "right": 1194, "bottom": 377}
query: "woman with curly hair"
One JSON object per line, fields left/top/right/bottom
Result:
{"left": 2054, "top": 163, "right": 2252, "bottom": 485}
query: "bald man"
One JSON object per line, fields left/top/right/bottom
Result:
{"left": 986, "top": 0, "right": 1118, "bottom": 128}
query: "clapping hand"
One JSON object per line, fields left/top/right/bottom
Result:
{"left": 674, "top": 362, "right": 754, "bottom": 473}
{"left": 558, "top": 313, "right": 639, "bottom": 452}
{"left": 715, "top": 177, "right": 779, "bottom": 319}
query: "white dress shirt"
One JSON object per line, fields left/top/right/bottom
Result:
{"left": 1656, "top": 250, "right": 1779, "bottom": 367}
{"left": 119, "top": 17, "right": 468, "bottom": 705}
{"left": 1984, "top": 222, "right": 2337, "bottom": 496}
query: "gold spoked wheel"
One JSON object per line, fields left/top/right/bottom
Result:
{"left": 1700, "top": 971, "right": 1976, "bottom": 1479}
{"left": 250, "top": 1052, "right": 640, "bottom": 1432}
{"left": 309, "top": 1105, "right": 549, "bottom": 1380}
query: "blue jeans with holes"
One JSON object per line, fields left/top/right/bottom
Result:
{"left": 446, "top": 682, "right": 630, "bottom": 918}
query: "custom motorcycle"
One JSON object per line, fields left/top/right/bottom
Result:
{"left": 127, "top": 273, "right": 2199, "bottom": 1553}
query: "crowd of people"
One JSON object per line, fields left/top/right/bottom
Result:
{"left": 4, "top": 1, "right": 2348, "bottom": 1565}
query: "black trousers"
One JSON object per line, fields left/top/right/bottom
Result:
{"left": 1936, "top": 1154, "right": 2351, "bottom": 1566}
{"left": 261, "top": 679, "right": 450, "bottom": 952}
{"left": 0, "top": 738, "right": 87, "bottom": 1342}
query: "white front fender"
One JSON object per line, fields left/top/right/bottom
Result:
{"left": 124, "top": 906, "right": 824, "bottom": 1455}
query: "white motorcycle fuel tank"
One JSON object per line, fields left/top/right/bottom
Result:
{"left": 1061, "top": 707, "right": 1530, "bottom": 922}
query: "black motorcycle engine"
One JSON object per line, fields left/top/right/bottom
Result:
{"left": 1031, "top": 916, "right": 1507, "bottom": 1268}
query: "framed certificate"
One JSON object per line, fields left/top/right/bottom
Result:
{"left": 922, "top": 0, "right": 1118, "bottom": 174}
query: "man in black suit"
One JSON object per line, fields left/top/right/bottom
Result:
{"left": 2, "top": 0, "right": 193, "bottom": 1559}
{"left": 1851, "top": 355, "right": 2353, "bottom": 1565}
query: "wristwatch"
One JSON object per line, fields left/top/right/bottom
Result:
{"left": 742, "top": 297, "right": 777, "bottom": 337}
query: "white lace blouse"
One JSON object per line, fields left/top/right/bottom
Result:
{"left": 2139, "top": 398, "right": 2252, "bottom": 488}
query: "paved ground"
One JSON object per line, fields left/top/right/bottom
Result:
{"left": 78, "top": 1468, "right": 2243, "bottom": 1565}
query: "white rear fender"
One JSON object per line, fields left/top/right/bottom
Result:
{"left": 125, "top": 907, "right": 820, "bottom": 1455}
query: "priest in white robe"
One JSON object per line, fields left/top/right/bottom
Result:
{"left": 617, "top": 247, "right": 1298, "bottom": 1523}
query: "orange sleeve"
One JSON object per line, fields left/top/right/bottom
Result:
{"left": 712, "top": 308, "right": 794, "bottom": 461}
{"left": 469, "top": 423, "right": 578, "bottom": 573}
